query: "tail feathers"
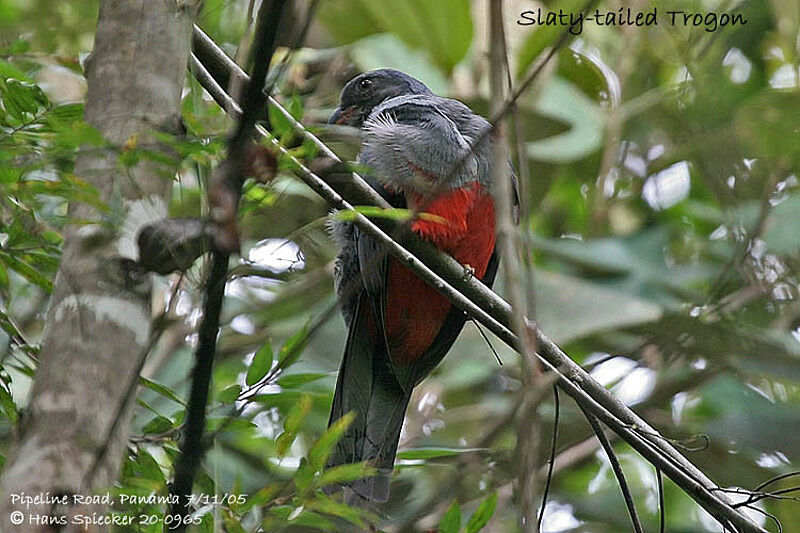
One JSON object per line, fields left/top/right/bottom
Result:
{"left": 326, "top": 297, "right": 411, "bottom": 502}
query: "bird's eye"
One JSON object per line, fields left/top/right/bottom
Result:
{"left": 358, "top": 78, "right": 373, "bottom": 91}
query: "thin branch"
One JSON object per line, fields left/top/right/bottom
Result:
{"left": 471, "top": 318, "right": 503, "bottom": 365}
{"left": 488, "top": 0, "right": 541, "bottom": 528}
{"left": 168, "top": 1, "right": 290, "bottom": 528}
{"left": 754, "top": 471, "right": 800, "bottom": 493}
{"left": 657, "top": 468, "right": 665, "bottom": 533}
{"left": 537, "top": 385, "right": 559, "bottom": 531}
{"left": 189, "top": 34, "right": 769, "bottom": 533}
{"left": 579, "top": 405, "right": 644, "bottom": 533}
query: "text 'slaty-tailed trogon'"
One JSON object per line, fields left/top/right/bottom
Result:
{"left": 327, "top": 69, "right": 508, "bottom": 502}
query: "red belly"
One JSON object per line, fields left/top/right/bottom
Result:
{"left": 384, "top": 185, "right": 496, "bottom": 362}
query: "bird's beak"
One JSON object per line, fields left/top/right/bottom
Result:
{"left": 328, "top": 105, "right": 356, "bottom": 125}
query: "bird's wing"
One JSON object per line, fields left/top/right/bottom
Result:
{"left": 360, "top": 95, "right": 479, "bottom": 192}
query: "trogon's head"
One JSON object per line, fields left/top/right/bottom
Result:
{"left": 329, "top": 69, "right": 432, "bottom": 127}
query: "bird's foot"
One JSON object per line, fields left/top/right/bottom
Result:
{"left": 461, "top": 263, "right": 476, "bottom": 281}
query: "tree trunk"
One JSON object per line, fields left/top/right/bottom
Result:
{"left": 0, "top": 1, "right": 199, "bottom": 530}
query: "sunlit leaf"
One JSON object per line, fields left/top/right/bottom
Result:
{"left": 316, "top": 462, "right": 376, "bottom": 487}
{"left": 276, "top": 394, "right": 312, "bottom": 457}
{"left": 465, "top": 493, "right": 497, "bottom": 533}
{"left": 439, "top": 500, "right": 462, "bottom": 533}
{"left": 397, "top": 447, "right": 487, "bottom": 460}
{"left": 310, "top": 412, "right": 354, "bottom": 469}
{"left": 274, "top": 322, "right": 309, "bottom": 373}
{"left": 246, "top": 340, "right": 273, "bottom": 386}
{"left": 138, "top": 377, "right": 186, "bottom": 406}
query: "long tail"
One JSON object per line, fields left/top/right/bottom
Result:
{"left": 326, "top": 297, "right": 410, "bottom": 502}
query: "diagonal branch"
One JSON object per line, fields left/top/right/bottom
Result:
{"left": 189, "top": 31, "right": 768, "bottom": 533}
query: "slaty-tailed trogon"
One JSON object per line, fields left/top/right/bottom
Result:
{"left": 326, "top": 69, "right": 509, "bottom": 502}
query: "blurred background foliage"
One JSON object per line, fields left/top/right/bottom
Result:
{"left": 1, "top": 0, "right": 799, "bottom": 531}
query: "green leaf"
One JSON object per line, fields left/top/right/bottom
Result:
{"left": 270, "top": 506, "right": 335, "bottom": 530}
{"left": 316, "top": 462, "right": 376, "bottom": 487}
{"left": 132, "top": 447, "right": 166, "bottom": 485}
{"left": 269, "top": 94, "right": 304, "bottom": 138}
{"left": 0, "top": 60, "right": 28, "bottom": 81}
{"left": 49, "top": 102, "right": 84, "bottom": 123}
{"left": 276, "top": 372, "right": 329, "bottom": 389}
{"left": 396, "top": 447, "right": 487, "bottom": 460}
{"left": 239, "top": 485, "right": 280, "bottom": 513}
{"left": 296, "top": 412, "right": 355, "bottom": 491}
{"left": 439, "top": 501, "right": 462, "bottom": 533}
{"left": 465, "top": 493, "right": 497, "bottom": 533}
{"left": 525, "top": 77, "right": 603, "bottom": 163}
{"left": 0, "top": 385, "right": 18, "bottom": 424}
{"left": 138, "top": 377, "right": 186, "bottom": 406}
{"left": 335, "top": 205, "right": 413, "bottom": 222}
{"left": 246, "top": 340, "right": 273, "bottom": 386}
{"left": 317, "top": 1, "right": 381, "bottom": 44}
{"left": 274, "top": 322, "right": 309, "bottom": 373}
{"left": 275, "top": 394, "right": 312, "bottom": 457}
{"left": 0, "top": 252, "right": 53, "bottom": 292}
{"left": 303, "top": 494, "right": 374, "bottom": 528}
{"left": 335, "top": 205, "right": 448, "bottom": 226}
{"left": 141, "top": 415, "right": 174, "bottom": 435}
{"left": 308, "top": 412, "right": 354, "bottom": 472}
{"left": 217, "top": 384, "right": 242, "bottom": 403}
{"left": 0, "top": 78, "right": 49, "bottom": 120}
{"left": 763, "top": 194, "right": 800, "bottom": 255}
{"left": 221, "top": 508, "right": 249, "bottom": 533}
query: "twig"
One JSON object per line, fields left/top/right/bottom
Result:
{"left": 167, "top": 1, "right": 290, "bottom": 528}
{"left": 657, "top": 468, "right": 665, "bottom": 533}
{"left": 537, "top": 385, "right": 559, "bottom": 531}
{"left": 471, "top": 318, "right": 503, "bottom": 365}
{"left": 189, "top": 34, "right": 768, "bottom": 533}
{"left": 579, "top": 404, "right": 644, "bottom": 533}
{"left": 754, "top": 471, "right": 800, "bottom": 493}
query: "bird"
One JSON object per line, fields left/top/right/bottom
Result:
{"left": 326, "top": 68, "right": 510, "bottom": 502}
